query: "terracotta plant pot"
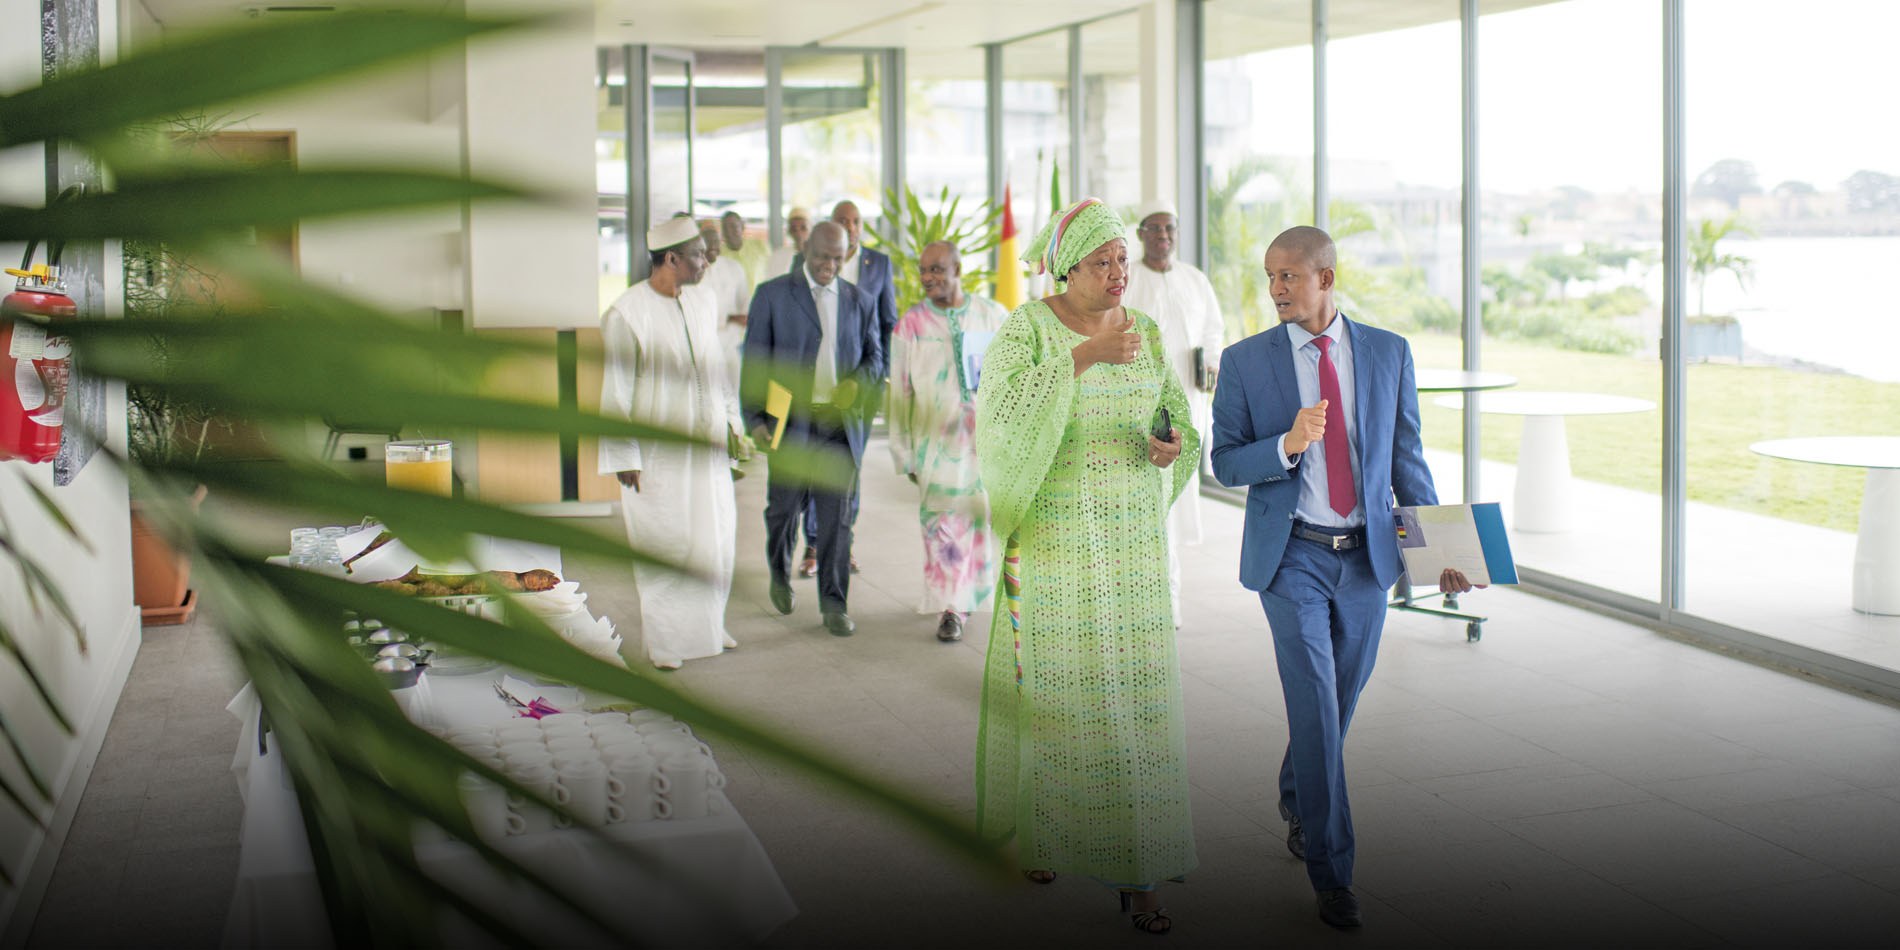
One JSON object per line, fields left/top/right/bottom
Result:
{"left": 129, "top": 484, "right": 207, "bottom": 625}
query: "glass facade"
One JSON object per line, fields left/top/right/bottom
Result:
{"left": 596, "top": 47, "right": 631, "bottom": 312}
{"left": 1473, "top": 0, "right": 1662, "bottom": 600}
{"left": 1000, "top": 28, "right": 1070, "bottom": 285}
{"left": 1078, "top": 13, "right": 1142, "bottom": 216}
{"left": 594, "top": 0, "right": 1899, "bottom": 680}
{"left": 1681, "top": 0, "right": 1900, "bottom": 664}
{"left": 780, "top": 50, "right": 885, "bottom": 220}
{"left": 1202, "top": 0, "right": 1314, "bottom": 347}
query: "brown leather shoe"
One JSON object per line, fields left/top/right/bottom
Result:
{"left": 798, "top": 546, "right": 817, "bottom": 578}
{"left": 850, "top": 556, "right": 861, "bottom": 574}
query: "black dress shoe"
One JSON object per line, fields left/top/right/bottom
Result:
{"left": 822, "top": 611, "right": 855, "bottom": 636}
{"left": 1316, "top": 888, "right": 1361, "bottom": 929}
{"left": 1279, "top": 803, "right": 1305, "bottom": 860}
{"left": 769, "top": 582, "right": 795, "bottom": 615}
{"left": 935, "top": 611, "right": 963, "bottom": 642}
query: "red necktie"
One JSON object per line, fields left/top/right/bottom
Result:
{"left": 1313, "top": 335, "right": 1357, "bottom": 518}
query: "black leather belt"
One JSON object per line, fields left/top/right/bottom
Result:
{"left": 1291, "top": 520, "right": 1364, "bottom": 551}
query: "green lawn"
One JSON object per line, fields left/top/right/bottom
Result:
{"left": 1406, "top": 332, "right": 1900, "bottom": 533}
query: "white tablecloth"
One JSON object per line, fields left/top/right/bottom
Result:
{"left": 221, "top": 540, "right": 797, "bottom": 947}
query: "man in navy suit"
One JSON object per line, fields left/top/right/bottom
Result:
{"left": 1211, "top": 226, "right": 1474, "bottom": 929}
{"left": 741, "top": 221, "right": 884, "bottom": 637}
{"left": 792, "top": 199, "right": 899, "bottom": 577}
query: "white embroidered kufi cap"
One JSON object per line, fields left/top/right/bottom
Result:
{"left": 1136, "top": 198, "right": 1178, "bottom": 222}
{"left": 646, "top": 216, "right": 700, "bottom": 250}
{"left": 787, "top": 205, "right": 814, "bottom": 221}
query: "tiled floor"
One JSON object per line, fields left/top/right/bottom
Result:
{"left": 26, "top": 439, "right": 1900, "bottom": 948}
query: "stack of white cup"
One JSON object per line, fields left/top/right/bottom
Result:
{"left": 451, "top": 709, "right": 726, "bottom": 841}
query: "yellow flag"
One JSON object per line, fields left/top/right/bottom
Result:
{"left": 765, "top": 380, "right": 792, "bottom": 450}
{"left": 994, "top": 186, "right": 1023, "bottom": 312}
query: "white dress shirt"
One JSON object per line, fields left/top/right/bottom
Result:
{"left": 1273, "top": 313, "right": 1365, "bottom": 529}
{"left": 807, "top": 263, "right": 839, "bottom": 402}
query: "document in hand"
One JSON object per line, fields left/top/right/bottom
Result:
{"left": 765, "top": 380, "right": 792, "bottom": 450}
{"left": 959, "top": 330, "right": 995, "bottom": 392}
{"left": 1393, "top": 502, "right": 1518, "bottom": 586}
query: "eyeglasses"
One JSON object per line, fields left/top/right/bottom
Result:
{"left": 1139, "top": 224, "right": 1178, "bottom": 235}
{"left": 918, "top": 265, "right": 955, "bottom": 277}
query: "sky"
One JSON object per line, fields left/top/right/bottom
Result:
{"left": 1229, "top": 0, "right": 1900, "bottom": 195}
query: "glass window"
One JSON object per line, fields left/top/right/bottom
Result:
{"left": 1327, "top": 4, "right": 1465, "bottom": 499}
{"left": 1001, "top": 29, "right": 1070, "bottom": 295}
{"left": 1683, "top": 0, "right": 1900, "bottom": 663}
{"left": 906, "top": 46, "right": 988, "bottom": 207}
{"left": 692, "top": 50, "right": 769, "bottom": 251}
{"left": 904, "top": 45, "right": 992, "bottom": 308}
{"left": 1472, "top": 0, "right": 1662, "bottom": 601}
{"left": 781, "top": 50, "right": 885, "bottom": 221}
{"left": 597, "top": 47, "right": 630, "bottom": 312}
{"left": 1202, "top": 0, "right": 1314, "bottom": 347}
{"left": 649, "top": 53, "right": 693, "bottom": 225}
{"left": 1079, "top": 13, "right": 1142, "bottom": 215}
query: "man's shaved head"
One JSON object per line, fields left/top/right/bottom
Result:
{"left": 1267, "top": 225, "right": 1337, "bottom": 271}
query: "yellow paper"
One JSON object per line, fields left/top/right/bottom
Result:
{"left": 765, "top": 380, "right": 792, "bottom": 451}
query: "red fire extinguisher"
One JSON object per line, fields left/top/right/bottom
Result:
{"left": 1, "top": 248, "right": 78, "bottom": 464}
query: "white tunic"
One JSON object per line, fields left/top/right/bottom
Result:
{"left": 765, "top": 244, "right": 796, "bottom": 280}
{"left": 1123, "top": 259, "right": 1225, "bottom": 545}
{"left": 704, "top": 255, "right": 753, "bottom": 399}
{"left": 597, "top": 281, "right": 743, "bottom": 669}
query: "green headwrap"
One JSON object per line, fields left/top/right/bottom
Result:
{"left": 1021, "top": 197, "right": 1126, "bottom": 284}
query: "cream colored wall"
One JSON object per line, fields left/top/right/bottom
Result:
{"left": 0, "top": 0, "right": 141, "bottom": 941}
{"left": 461, "top": 1, "right": 597, "bottom": 331}
{"left": 225, "top": 62, "right": 468, "bottom": 315}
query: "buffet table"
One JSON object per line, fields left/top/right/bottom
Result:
{"left": 221, "top": 538, "right": 796, "bottom": 948}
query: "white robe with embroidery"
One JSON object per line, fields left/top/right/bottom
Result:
{"left": 598, "top": 281, "right": 742, "bottom": 668}
{"left": 1123, "top": 259, "right": 1225, "bottom": 624}
{"left": 704, "top": 255, "right": 753, "bottom": 401}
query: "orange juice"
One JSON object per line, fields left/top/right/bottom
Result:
{"left": 385, "top": 440, "right": 453, "bottom": 496}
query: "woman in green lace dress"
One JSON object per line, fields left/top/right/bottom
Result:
{"left": 973, "top": 198, "right": 1200, "bottom": 935}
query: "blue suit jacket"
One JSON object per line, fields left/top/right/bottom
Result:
{"left": 853, "top": 246, "right": 899, "bottom": 364}
{"left": 739, "top": 268, "right": 884, "bottom": 461}
{"left": 794, "top": 245, "right": 899, "bottom": 365}
{"left": 1210, "top": 318, "right": 1438, "bottom": 591}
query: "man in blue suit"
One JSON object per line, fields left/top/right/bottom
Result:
{"left": 741, "top": 221, "right": 884, "bottom": 637}
{"left": 1211, "top": 226, "right": 1474, "bottom": 929}
{"left": 793, "top": 199, "right": 899, "bottom": 577}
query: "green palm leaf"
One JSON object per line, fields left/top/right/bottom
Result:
{"left": 0, "top": 10, "right": 529, "bottom": 149}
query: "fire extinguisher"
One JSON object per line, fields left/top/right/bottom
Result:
{"left": 1, "top": 239, "right": 78, "bottom": 464}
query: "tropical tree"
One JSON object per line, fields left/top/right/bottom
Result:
{"left": 1688, "top": 213, "right": 1757, "bottom": 317}
{"left": 862, "top": 184, "right": 1002, "bottom": 313}
{"left": 0, "top": 10, "right": 999, "bottom": 943}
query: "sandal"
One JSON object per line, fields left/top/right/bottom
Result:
{"left": 1023, "top": 869, "right": 1056, "bottom": 884}
{"left": 1118, "top": 891, "right": 1173, "bottom": 935}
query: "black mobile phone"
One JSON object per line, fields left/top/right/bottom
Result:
{"left": 1151, "top": 405, "right": 1171, "bottom": 442}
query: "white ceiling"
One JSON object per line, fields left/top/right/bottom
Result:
{"left": 135, "top": 1, "right": 1554, "bottom": 54}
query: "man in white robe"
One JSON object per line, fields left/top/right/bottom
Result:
{"left": 599, "top": 216, "right": 745, "bottom": 669}
{"left": 1123, "top": 198, "right": 1226, "bottom": 627}
{"left": 763, "top": 206, "right": 812, "bottom": 279}
{"left": 702, "top": 219, "right": 754, "bottom": 402}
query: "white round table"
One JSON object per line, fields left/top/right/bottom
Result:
{"left": 1435, "top": 390, "right": 1655, "bottom": 533}
{"left": 1750, "top": 436, "right": 1900, "bottom": 616}
{"left": 1415, "top": 369, "right": 1519, "bottom": 393}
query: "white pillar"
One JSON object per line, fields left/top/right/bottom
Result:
{"left": 1139, "top": 0, "right": 1178, "bottom": 205}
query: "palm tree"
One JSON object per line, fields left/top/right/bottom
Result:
{"left": 1688, "top": 213, "right": 1757, "bottom": 318}
{"left": 1, "top": 11, "right": 998, "bottom": 944}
